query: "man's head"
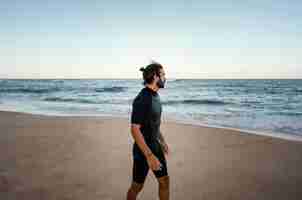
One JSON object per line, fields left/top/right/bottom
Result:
{"left": 140, "top": 62, "right": 166, "bottom": 90}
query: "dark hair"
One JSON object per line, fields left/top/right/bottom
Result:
{"left": 140, "top": 61, "right": 163, "bottom": 85}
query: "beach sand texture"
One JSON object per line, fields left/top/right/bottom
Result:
{"left": 1, "top": 111, "right": 302, "bottom": 200}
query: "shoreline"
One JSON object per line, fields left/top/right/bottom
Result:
{"left": 1, "top": 109, "right": 302, "bottom": 143}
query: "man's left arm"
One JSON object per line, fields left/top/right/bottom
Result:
{"left": 159, "top": 130, "right": 166, "bottom": 144}
{"left": 159, "top": 130, "right": 169, "bottom": 155}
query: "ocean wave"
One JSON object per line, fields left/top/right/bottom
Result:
{"left": 0, "top": 88, "right": 59, "bottom": 94}
{"left": 162, "top": 99, "right": 230, "bottom": 105}
{"left": 43, "top": 97, "right": 130, "bottom": 105}
{"left": 241, "top": 100, "right": 261, "bottom": 104}
{"left": 269, "top": 111, "right": 302, "bottom": 116}
{"left": 43, "top": 97, "right": 100, "bottom": 104}
{"left": 174, "top": 79, "right": 186, "bottom": 82}
{"left": 293, "top": 88, "right": 302, "bottom": 93}
{"left": 274, "top": 126, "right": 302, "bottom": 135}
{"left": 95, "top": 86, "right": 126, "bottom": 93}
{"left": 264, "top": 88, "right": 279, "bottom": 94}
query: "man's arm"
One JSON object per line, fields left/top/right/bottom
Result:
{"left": 130, "top": 124, "right": 153, "bottom": 158}
{"left": 130, "top": 124, "right": 162, "bottom": 171}
{"left": 158, "top": 130, "right": 170, "bottom": 156}
{"left": 158, "top": 130, "right": 166, "bottom": 145}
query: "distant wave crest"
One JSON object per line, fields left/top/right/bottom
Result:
{"left": 162, "top": 99, "right": 230, "bottom": 105}
{"left": 43, "top": 96, "right": 129, "bottom": 105}
{"left": 0, "top": 88, "right": 59, "bottom": 94}
{"left": 269, "top": 111, "right": 302, "bottom": 117}
{"left": 43, "top": 97, "right": 100, "bottom": 104}
{"left": 95, "top": 86, "right": 126, "bottom": 93}
{"left": 274, "top": 126, "right": 302, "bottom": 136}
{"left": 294, "top": 88, "right": 302, "bottom": 93}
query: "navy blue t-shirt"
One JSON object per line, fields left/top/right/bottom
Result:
{"left": 131, "top": 86, "right": 162, "bottom": 160}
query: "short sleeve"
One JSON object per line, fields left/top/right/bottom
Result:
{"left": 131, "top": 95, "right": 150, "bottom": 125}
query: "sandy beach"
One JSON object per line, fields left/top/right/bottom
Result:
{"left": 0, "top": 110, "right": 302, "bottom": 200}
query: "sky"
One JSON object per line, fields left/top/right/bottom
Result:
{"left": 1, "top": 0, "right": 302, "bottom": 79}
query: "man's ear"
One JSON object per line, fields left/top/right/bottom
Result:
{"left": 153, "top": 74, "right": 158, "bottom": 81}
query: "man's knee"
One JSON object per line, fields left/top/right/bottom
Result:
{"left": 130, "top": 181, "right": 144, "bottom": 193}
{"left": 158, "top": 175, "right": 169, "bottom": 190}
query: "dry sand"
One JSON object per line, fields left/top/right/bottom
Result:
{"left": 0, "top": 110, "right": 302, "bottom": 200}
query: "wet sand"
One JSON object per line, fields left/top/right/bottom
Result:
{"left": 0, "top": 110, "right": 302, "bottom": 199}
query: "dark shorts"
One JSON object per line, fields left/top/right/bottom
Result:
{"left": 132, "top": 147, "right": 168, "bottom": 184}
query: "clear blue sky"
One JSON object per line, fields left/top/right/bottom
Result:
{"left": 1, "top": 0, "right": 301, "bottom": 79}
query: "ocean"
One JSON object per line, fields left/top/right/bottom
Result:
{"left": 0, "top": 79, "right": 301, "bottom": 140}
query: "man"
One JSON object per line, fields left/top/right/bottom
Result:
{"left": 126, "top": 62, "right": 170, "bottom": 200}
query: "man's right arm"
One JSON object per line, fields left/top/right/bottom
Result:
{"left": 130, "top": 124, "right": 162, "bottom": 171}
{"left": 130, "top": 95, "right": 153, "bottom": 158}
{"left": 130, "top": 124, "right": 153, "bottom": 158}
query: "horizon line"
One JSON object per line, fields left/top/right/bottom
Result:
{"left": 0, "top": 78, "right": 301, "bottom": 80}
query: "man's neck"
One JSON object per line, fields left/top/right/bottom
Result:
{"left": 146, "top": 84, "right": 158, "bottom": 92}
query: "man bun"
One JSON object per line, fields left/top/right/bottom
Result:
{"left": 139, "top": 67, "right": 145, "bottom": 72}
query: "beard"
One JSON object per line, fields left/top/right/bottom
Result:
{"left": 156, "top": 79, "right": 166, "bottom": 88}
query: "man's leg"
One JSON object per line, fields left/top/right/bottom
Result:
{"left": 127, "top": 158, "right": 149, "bottom": 200}
{"left": 152, "top": 150, "right": 169, "bottom": 200}
{"left": 126, "top": 181, "right": 144, "bottom": 200}
{"left": 157, "top": 175, "right": 170, "bottom": 200}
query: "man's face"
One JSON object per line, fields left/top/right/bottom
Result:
{"left": 159, "top": 68, "right": 166, "bottom": 82}
{"left": 155, "top": 68, "right": 166, "bottom": 88}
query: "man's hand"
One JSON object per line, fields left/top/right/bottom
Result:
{"left": 163, "top": 142, "right": 170, "bottom": 156}
{"left": 146, "top": 154, "right": 162, "bottom": 171}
